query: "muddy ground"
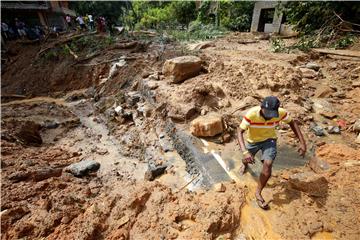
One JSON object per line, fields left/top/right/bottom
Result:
{"left": 1, "top": 32, "right": 360, "bottom": 240}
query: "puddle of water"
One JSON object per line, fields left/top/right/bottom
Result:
{"left": 311, "top": 231, "right": 334, "bottom": 240}
{"left": 201, "top": 140, "right": 308, "bottom": 180}
{"left": 64, "top": 100, "right": 148, "bottom": 179}
{"left": 157, "top": 151, "right": 200, "bottom": 191}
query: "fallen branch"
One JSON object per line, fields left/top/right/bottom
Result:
{"left": 334, "top": 11, "right": 360, "bottom": 27}
{"left": 312, "top": 48, "right": 360, "bottom": 59}
{"left": 108, "top": 41, "right": 138, "bottom": 50}
{"left": 1, "top": 94, "right": 26, "bottom": 99}
{"left": 64, "top": 44, "right": 78, "bottom": 60}
{"left": 36, "top": 32, "right": 97, "bottom": 58}
{"left": 75, "top": 56, "right": 138, "bottom": 67}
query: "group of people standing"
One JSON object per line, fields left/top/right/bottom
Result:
{"left": 66, "top": 14, "right": 106, "bottom": 33}
{"left": 1, "top": 18, "right": 45, "bottom": 41}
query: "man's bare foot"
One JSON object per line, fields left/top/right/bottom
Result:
{"left": 255, "top": 191, "right": 269, "bottom": 210}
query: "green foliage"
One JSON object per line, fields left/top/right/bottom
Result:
{"left": 332, "top": 34, "right": 356, "bottom": 49}
{"left": 279, "top": 2, "right": 360, "bottom": 35}
{"left": 70, "top": 1, "right": 131, "bottom": 23}
{"left": 270, "top": 38, "right": 287, "bottom": 53}
{"left": 219, "top": 1, "right": 254, "bottom": 31}
{"left": 168, "top": 20, "right": 227, "bottom": 41}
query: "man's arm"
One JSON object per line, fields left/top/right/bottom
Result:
{"left": 289, "top": 120, "right": 306, "bottom": 157}
{"left": 237, "top": 127, "right": 255, "bottom": 164}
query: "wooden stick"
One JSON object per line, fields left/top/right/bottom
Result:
{"left": 176, "top": 173, "right": 200, "bottom": 192}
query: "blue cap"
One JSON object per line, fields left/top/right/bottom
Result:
{"left": 261, "top": 96, "right": 280, "bottom": 118}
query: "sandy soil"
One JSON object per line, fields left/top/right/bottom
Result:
{"left": 1, "top": 32, "right": 360, "bottom": 239}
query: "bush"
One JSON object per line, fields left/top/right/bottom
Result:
{"left": 270, "top": 38, "right": 287, "bottom": 53}
{"left": 168, "top": 20, "right": 227, "bottom": 42}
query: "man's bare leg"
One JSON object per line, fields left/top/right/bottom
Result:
{"left": 255, "top": 160, "right": 272, "bottom": 208}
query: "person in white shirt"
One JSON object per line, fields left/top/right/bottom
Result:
{"left": 76, "top": 16, "right": 86, "bottom": 30}
{"left": 87, "top": 14, "right": 94, "bottom": 30}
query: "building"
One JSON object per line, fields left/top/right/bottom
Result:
{"left": 250, "top": 1, "right": 295, "bottom": 35}
{"left": 1, "top": 1, "right": 76, "bottom": 30}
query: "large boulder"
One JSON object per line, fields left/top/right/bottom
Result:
{"left": 163, "top": 56, "right": 202, "bottom": 83}
{"left": 190, "top": 112, "right": 224, "bottom": 137}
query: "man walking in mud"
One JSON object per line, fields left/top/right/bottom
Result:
{"left": 237, "top": 96, "right": 306, "bottom": 209}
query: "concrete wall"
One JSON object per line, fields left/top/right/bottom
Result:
{"left": 250, "top": 1, "right": 283, "bottom": 34}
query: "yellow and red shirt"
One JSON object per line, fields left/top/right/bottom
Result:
{"left": 240, "top": 106, "right": 292, "bottom": 143}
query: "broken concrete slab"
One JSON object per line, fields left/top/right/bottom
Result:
{"left": 162, "top": 56, "right": 202, "bottom": 83}
{"left": 64, "top": 160, "right": 100, "bottom": 177}
{"left": 190, "top": 112, "right": 224, "bottom": 137}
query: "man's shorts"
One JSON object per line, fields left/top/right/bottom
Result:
{"left": 245, "top": 138, "right": 277, "bottom": 163}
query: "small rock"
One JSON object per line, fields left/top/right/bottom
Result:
{"left": 327, "top": 126, "right": 341, "bottom": 134}
{"left": 352, "top": 81, "right": 360, "bottom": 88}
{"left": 146, "top": 81, "right": 159, "bottom": 90}
{"left": 15, "top": 121, "right": 42, "bottom": 146}
{"left": 148, "top": 72, "right": 160, "bottom": 81}
{"left": 214, "top": 183, "right": 226, "bottom": 192}
{"left": 332, "top": 91, "right": 346, "bottom": 99}
{"left": 43, "top": 120, "right": 59, "bottom": 129}
{"left": 311, "top": 125, "right": 326, "bottom": 136}
{"left": 344, "top": 160, "right": 360, "bottom": 167}
{"left": 305, "top": 62, "right": 320, "bottom": 71}
{"left": 208, "top": 60, "right": 225, "bottom": 73}
{"left": 316, "top": 141, "right": 326, "bottom": 147}
{"left": 309, "top": 156, "right": 330, "bottom": 173}
{"left": 32, "top": 167, "right": 62, "bottom": 181}
{"left": 190, "top": 112, "right": 224, "bottom": 137}
{"left": 222, "top": 133, "right": 231, "bottom": 143}
{"left": 312, "top": 99, "right": 337, "bottom": 119}
{"left": 328, "top": 62, "right": 337, "bottom": 69}
{"left": 200, "top": 108, "right": 207, "bottom": 116}
{"left": 114, "top": 106, "right": 123, "bottom": 114}
{"left": 126, "top": 91, "right": 142, "bottom": 106}
{"left": 159, "top": 138, "right": 174, "bottom": 152}
{"left": 314, "top": 86, "right": 335, "bottom": 98}
{"left": 8, "top": 171, "right": 31, "bottom": 183}
{"left": 96, "top": 148, "right": 109, "bottom": 155}
{"left": 300, "top": 68, "right": 317, "bottom": 78}
{"left": 162, "top": 56, "right": 202, "bottom": 83}
{"left": 142, "top": 71, "right": 151, "bottom": 78}
{"left": 64, "top": 160, "right": 100, "bottom": 177}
